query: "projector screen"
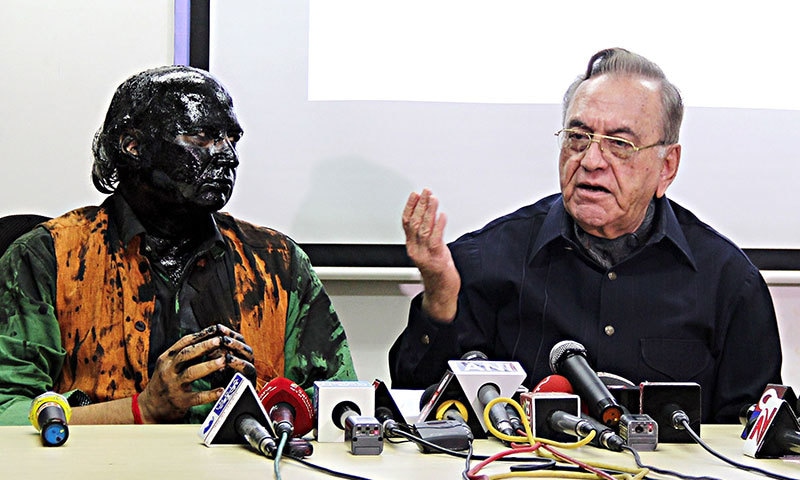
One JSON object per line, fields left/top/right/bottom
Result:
{"left": 209, "top": 0, "right": 800, "bottom": 252}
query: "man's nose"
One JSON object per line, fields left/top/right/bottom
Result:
{"left": 580, "top": 139, "right": 609, "bottom": 169}
{"left": 210, "top": 139, "right": 239, "bottom": 166}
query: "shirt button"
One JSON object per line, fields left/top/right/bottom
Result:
{"left": 607, "top": 271, "right": 617, "bottom": 280}
{"left": 604, "top": 325, "right": 615, "bottom": 336}
{"left": 420, "top": 334, "right": 430, "bottom": 345}
{"left": 134, "top": 320, "right": 147, "bottom": 332}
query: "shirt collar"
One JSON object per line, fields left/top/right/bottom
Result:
{"left": 108, "top": 193, "right": 227, "bottom": 257}
{"left": 529, "top": 195, "right": 697, "bottom": 270}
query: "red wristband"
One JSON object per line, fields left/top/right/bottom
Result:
{"left": 131, "top": 393, "right": 144, "bottom": 425}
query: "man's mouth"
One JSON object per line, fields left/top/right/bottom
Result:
{"left": 578, "top": 183, "right": 610, "bottom": 193}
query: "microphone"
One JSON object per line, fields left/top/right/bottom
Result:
{"left": 526, "top": 375, "right": 624, "bottom": 451}
{"left": 199, "top": 373, "right": 314, "bottom": 459}
{"left": 28, "top": 392, "right": 71, "bottom": 447}
{"left": 333, "top": 400, "right": 361, "bottom": 430}
{"left": 461, "top": 351, "right": 524, "bottom": 437}
{"left": 436, "top": 399, "right": 470, "bottom": 425}
{"left": 258, "top": 377, "right": 315, "bottom": 438}
{"left": 418, "top": 383, "right": 470, "bottom": 427}
{"left": 579, "top": 413, "right": 625, "bottom": 451}
{"left": 549, "top": 340, "right": 624, "bottom": 427}
{"left": 532, "top": 374, "right": 574, "bottom": 394}
{"left": 477, "top": 383, "right": 515, "bottom": 437}
{"left": 743, "top": 385, "right": 800, "bottom": 458}
{"left": 640, "top": 382, "right": 702, "bottom": 443}
{"left": 375, "top": 406, "right": 401, "bottom": 436}
{"left": 333, "top": 400, "right": 383, "bottom": 455}
{"left": 417, "top": 350, "right": 502, "bottom": 439}
{"left": 236, "top": 413, "right": 278, "bottom": 457}
{"left": 446, "top": 353, "right": 526, "bottom": 439}
{"left": 200, "top": 372, "right": 275, "bottom": 448}
{"left": 546, "top": 410, "right": 623, "bottom": 452}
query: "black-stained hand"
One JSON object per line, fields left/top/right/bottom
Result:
{"left": 138, "top": 324, "right": 256, "bottom": 423}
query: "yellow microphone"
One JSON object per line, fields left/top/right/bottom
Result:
{"left": 29, "top": 392, "right": 72, "bottom": 447}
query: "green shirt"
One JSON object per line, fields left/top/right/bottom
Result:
{"left": 0, "top": 195, "right": 356, "bottom": 425}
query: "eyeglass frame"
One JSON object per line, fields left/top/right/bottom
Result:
{"left": 555, "top": 128, "right": 666, "bottom": 161}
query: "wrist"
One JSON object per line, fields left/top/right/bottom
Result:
{"left": 131, "top": 393, "right": 144, "bottom": 424}
{"left": 421, "top": 294, "right": 457, "bottom": 323}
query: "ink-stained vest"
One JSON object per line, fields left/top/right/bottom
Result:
{"left": 44, "top": 206, "right": 288, "bottom": 401}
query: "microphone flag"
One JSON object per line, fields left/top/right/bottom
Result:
{"left": 447, "top": 359, "right": 526, "bottom": 434}
{"left": 199, "top": 372, "right": 273, "bottom": 446}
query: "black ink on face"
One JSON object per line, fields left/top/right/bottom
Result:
{"left": 143, "top": 77, "right": 244, "bottom": 213}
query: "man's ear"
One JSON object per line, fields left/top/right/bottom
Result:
{"left": 655, "top": 143, "right": 681, "bottom": 198}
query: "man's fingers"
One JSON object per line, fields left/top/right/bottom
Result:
{"left": 430, "top": 212, "right": 448, "bottom": 247}
{"left": 402, "top": 191, "right": 421, "bottom": 230}
{"left": 224, "top": 354, "right": 258, "bottom": 381}
{"left": 219, "top": 335, "right": 254, "bottom": 362}
{"left": 168, "top": 336, "right": 222, "bottom": 369}
{"left": 215, "top": 324, "right": 246, "bottom": 344}
{"left": 178, "top": 356, "right": 226, "bottom": 384}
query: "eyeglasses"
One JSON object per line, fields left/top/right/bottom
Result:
{"left": 555, "top": 128, "right": 665, "bottom": 161}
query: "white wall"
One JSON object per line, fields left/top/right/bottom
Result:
{"left": 0, "top": 0, "right": 174, "bottom": 217}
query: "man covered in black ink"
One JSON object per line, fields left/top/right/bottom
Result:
{"left": 0, "top": 65, "right": 355, "bottom": 424}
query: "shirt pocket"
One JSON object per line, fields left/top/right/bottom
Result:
{"left": 640, "top": 338, "right": 712, "bottom": 380}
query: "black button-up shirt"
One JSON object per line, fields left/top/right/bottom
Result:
{"left": 390, "top": 194, "right": 782, "bottom": 423}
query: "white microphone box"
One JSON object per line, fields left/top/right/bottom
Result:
{"left": 314, "top": 380, "right": 375, "bottom": 442}
{"left": 520, "top": 392, "right": 581, "bottom": 442}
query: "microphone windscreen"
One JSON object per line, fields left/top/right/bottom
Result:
{"left": 533, "top": 375, "right": 574, "bottom": 394}
{"left": 258, "top": 377, "right": 314, "bottom": 437}
{"left": 419, "top": 383, "right": 440, "bottom": 410}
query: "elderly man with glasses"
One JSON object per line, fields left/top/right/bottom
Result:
{"left": 389, "top": 48, "right": 782, "bottom": 424}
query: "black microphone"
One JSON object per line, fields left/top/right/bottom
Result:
{"left": 236, "top": 413, "right": 278, "bottom": 457}
{"left": 332, "top": 401, "right": 361, "bottom": 430}
{"left": 579, "top": 413, "right": 626, "bottom": 452}
{"left": 549, "top": 340, "right": 624, "bottom": 427}
{"left": 465, "top": 350, "right": 524, "bottom": 438}
{"left": 545, "top": 411, "right": 624, "bottom": 452}
{"left": 375, "top": 406, "right": 400, "bottom": 435}
{"left": 477, "top": 383, "right": 515, "bottom": 437}
{"left": 28, "top": 392, "right": 71, "bottom": 447}
{"left": 417, "top": 350, "right": 494, "bottom": 435}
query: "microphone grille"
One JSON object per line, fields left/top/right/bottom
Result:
{"left": 548, "top": 340, "right": 586, "bottom": 373}
{"left": 461, "top": 350, "right": 488, "bottom": 361}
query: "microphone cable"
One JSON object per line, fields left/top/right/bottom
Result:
{"left": 287, "top": 456, "right": 374, "bottom": 480}
{"left": 273, "top": 431, "right": 289, "bottom": 480}
{"left": 620, "top": 445, "right": 722, "bottom": 480}
{"left": 477, "top": 396, "right": 650, "bottom": 479}
{"left": 673, "top": 413, "right": 797, "bottom": 480}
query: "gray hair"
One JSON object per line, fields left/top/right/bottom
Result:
{"left": 562, "top": 48, "right": 684, "bottom": 145}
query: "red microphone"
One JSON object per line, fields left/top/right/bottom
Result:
{"left": 258, "top": 377, "right": 315, "bottom": 438}
{"left": 533, "top": 374, "right": 574, "bottom": 394}
{"left": 533, "top": 374, "right": 590, "bottom": 415}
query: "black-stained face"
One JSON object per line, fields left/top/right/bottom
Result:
{"left": 143, "top": 79, "right": 243, "bottom": 213}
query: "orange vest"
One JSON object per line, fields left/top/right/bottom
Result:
{"left": 45, "top": 206, "right": 287, "bottom": 401}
